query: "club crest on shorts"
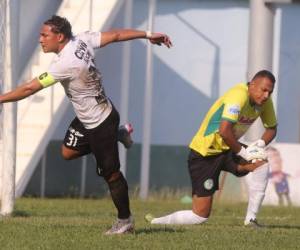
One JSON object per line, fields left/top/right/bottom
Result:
{"left": 204, "top": 178, "right": 214, "bottom": 190}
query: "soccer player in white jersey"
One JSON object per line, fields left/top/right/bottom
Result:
{"left": 0, "top": 15, "right": 172, "bottom": 234}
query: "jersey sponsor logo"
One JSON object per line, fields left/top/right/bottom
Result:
{"left": 204, "top": 178, "right": 214, "bottom": 190}
{"left": 227, "top": 104, "right": 240, "bottom": 115}
{"left": 75, "top": 40, "right": 91, "bottom": 63}
{"left": 238, "top": 116, "right": 256, "bottom": 125}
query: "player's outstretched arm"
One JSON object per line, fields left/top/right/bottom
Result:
{"left": 100, "top": 29, "right": 172, "bottom": 48}
{"left": 0, "top": 78, "right": 43, "bottom": 103}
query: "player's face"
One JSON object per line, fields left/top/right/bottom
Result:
{"left": 39, "top": 25, "right": 61, "bottom": 53}
{"left": 248, "top": 77, "right": 274, "bottom": 106}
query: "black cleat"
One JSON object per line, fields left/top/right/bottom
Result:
{"left": 244, "top": 218, "right": 263, "bottom": 229}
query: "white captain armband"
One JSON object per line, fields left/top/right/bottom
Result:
{"left": 37, "top": 72, "right": 57, "bottom": 88}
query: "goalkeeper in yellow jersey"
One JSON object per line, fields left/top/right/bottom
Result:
{"left": 146, "top": 70, "right": 277, "bottom": 228}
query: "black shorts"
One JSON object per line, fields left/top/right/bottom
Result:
{"left": 63, "top": 106, "right": 120, "bottom": 178}
{"left": 187, "top": 149, "right": 247, "bottom": 197}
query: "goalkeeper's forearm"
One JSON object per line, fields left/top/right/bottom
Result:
{"left": 219, "top": 130, "right": 241, "bottom": 153}
{"left": 219, "top": 120, "right": 242, "bottom": 153}
{"left": 237, "top": 159, "right": 268, "bottom": 173}
{"left": 261, "top": 127, "right": 277, "bottom": 145}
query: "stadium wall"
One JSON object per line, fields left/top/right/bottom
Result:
{"left": 24, "top": 142, "right": 191, "bottom": 197}
{"left": 25, "top": 142, "right": 300, "bottom": 207}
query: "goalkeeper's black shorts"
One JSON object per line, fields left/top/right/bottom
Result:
{"left": 187, "top": 149, "right": 247, "bottom": 197}
{"left": 63, "top": 106, "right": 120, "bottom": 178}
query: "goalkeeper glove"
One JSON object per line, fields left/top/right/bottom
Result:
{"left": 237, "top": 145, "right": 267, "bottom": 162}
{"left": 248, "top": 139, "right": 266, "bottom": 148}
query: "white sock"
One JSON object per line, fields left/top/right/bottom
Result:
{"left": 245, "top": 163, "right": 269, "bottom": 223}
{"left": 151, "top": 210, "right": 208, "bottom": 225}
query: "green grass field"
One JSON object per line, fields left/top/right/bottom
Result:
{"left": 0, "top": 198, "right": 300, "bottom": 250}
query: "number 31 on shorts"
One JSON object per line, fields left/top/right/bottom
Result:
{"left": 66, "top": 133, "right": 78, "bottom": 147}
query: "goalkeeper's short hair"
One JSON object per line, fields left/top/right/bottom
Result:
{"left": 252, "top": 70, "right": 276, "bottom": 84}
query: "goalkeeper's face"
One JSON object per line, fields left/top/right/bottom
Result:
{"left": 248, "top": 77, "right": 274, "bottom": 106}
{"left": 39, "top": 25, "right": 65, "bottom": 54}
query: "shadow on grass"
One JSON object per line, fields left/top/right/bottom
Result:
{"left": 12, "top": 210, "right": 31, "bottom": 217}
{"left": 135, "top": 227, "right": 185, "bottom": 235}
{"left": 264, "top": 224, "right": 300, "bottom": 230}
{"left": 0, "top": 210, "right": 31, "bottom": 220}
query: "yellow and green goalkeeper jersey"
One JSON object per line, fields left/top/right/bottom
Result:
{"left": 189, "top": 83, "right": 277, "bottom": 156}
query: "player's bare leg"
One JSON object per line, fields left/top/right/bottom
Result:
{"left": 61, "top": 145, "right": 82, "bottom": 160}
{"left": 192, "top": 195, "right": 213, "bottom": 218}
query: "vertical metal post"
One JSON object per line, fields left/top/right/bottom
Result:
{"left": 79, "top": 0, "right": 94, "bottom": 198}
{"left": 245, "top": 0, "right": 275, "bottom": 142}
{"left": 89, "top": 0, "right": 93, "bottom": 30}
{"left": 40, "top": 57, "right": 56, "bottom": 198}
{"left": 80, "top": 155, "right": 87, "bottom": 198}
{"left": 247, "top": 0, "right": 275, "bottom": 79}
{"left": 271, "top": 6, "right": 281, "bottom": 115}
{"left": 1, "top": 0, "right": 17, "bottom": 216}
{"left": 10, "top": 0, "right": 19, "bottom": 84}
{"left": 40, "top": 153, "right": 46, "bottom": 197}
{"left": 140, "top": 0, "right": 156, "bottom": 200}
{"left": 119, "top": 0, "right": 133, "bottom": 176}
{"left": 40, "top": 81, "right": 55, "bottom": 198}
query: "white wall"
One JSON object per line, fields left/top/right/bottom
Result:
{"left": 276, "top": 5, "right": 300, "bottom": 143}
{"left": 14, "top": 0, "right": 62, "bottom": 80}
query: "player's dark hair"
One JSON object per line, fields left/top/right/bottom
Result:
{"left": 44, "top": 15, "right": 73, "bottom": 39}
{"left": 252, "top": 70, "right": 276, "bottom": 84}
